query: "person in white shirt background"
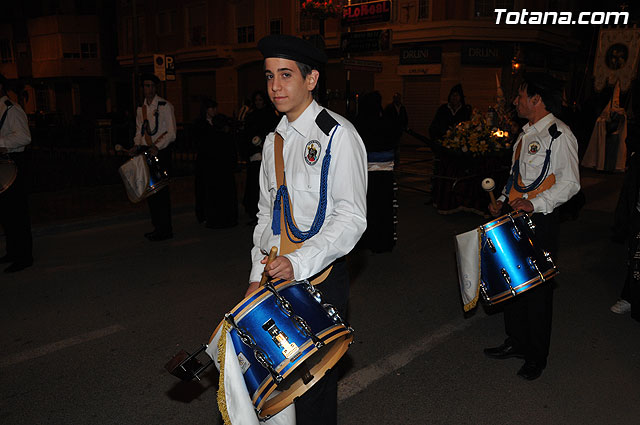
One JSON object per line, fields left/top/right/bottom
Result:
{"left": 131, "top": 73, "right": 176, "bottom": 241}
{"left": 484, "top": 72, "right": 580, "bottom": 381}
{"left": 0, "top": 73, "right": 33, "bottom": 273}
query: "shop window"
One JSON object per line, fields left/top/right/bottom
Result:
{"left": 187, "top": 3, "right": 207, "bottom": 47}
{"left": 237, "top": 25, "right": 255, "bottom": 43}
{"left": 270, "top": 18, "right": 282, "bottom": 35}
{"left": 475, "top": 0, "right": 514, "bottom": 17}
{"left": 0, "top": 39, "right": 13, "bottom": 63}
{"left": 157, "top": 10, "right": 176, "bottom": 36}
{"left": 36, "top": 88, "right": 50, "bottom": 113}
{"left": 418, "top": 0, "right": 430, "bottom": 20}
{"left": 81, "top": 43, "right": 98, "bottom": 59}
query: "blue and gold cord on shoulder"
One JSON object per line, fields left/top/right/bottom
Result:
{"left": 141, "top": 103, "right": 162, "bottom": 136}
{"left": 271, "top": 123, "right": 341, "bottom": 243}
{"left": 505, "top": 123, "right": 562, "bottom": 195}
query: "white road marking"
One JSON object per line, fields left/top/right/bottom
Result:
{"left": 0, "top": 324, "right": 125, "bottom": 367}
{"left": 338, "top": 316, "right": 478, "bottom": 402}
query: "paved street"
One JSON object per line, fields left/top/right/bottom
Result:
{"left": 1, "top": 164, "right": 639, "bottom": 425}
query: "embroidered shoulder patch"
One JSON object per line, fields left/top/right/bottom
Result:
{"left": 305, "top": 140, "right": 321, "bottom": 165}
{"left": 527, "top": 141, "right": 541, "bottom": 155}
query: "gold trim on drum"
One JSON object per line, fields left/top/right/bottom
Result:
{"left": 251, "top": 327, "right": 352, "bottom": 405}
{"left": 486, "top": 267, "right": 558, "bottom": 305}
{"left": 481, "top": 211, "right": 526, "bottom": 233}
{"left": 255, "top": 330, "right": 353, "bottom": 419}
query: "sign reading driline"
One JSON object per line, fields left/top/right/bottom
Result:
{"left": 342, "top": 0, "right": 391, "bottom": 26}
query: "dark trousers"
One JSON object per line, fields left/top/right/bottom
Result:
{"left": 146, "top": 148, "right": 172, "bottom": 233}
{"left": 0, "top": 152, "right": 33, "bottom": 262}
{"left": 295, "top": 260, "right": 349, "bottom": 425}
{"left": 503, "top": 211, "right": 558, "bottom": 365}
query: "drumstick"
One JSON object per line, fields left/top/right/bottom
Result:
{"left": 259, "top": 246, "right": 279, "bottom": 286}
{"left": 482, "top": 177, "right": 498, "bottom": 210}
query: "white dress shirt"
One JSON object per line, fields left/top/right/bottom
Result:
{"left": 250, "top": 100, "right": 368, "bottom": 282}
{"left": 133, "top": 95, "right": 176, "bottom": 150}
{"left": 499, "top": 113, "right": 580, "bottom": 214}
{"left": 0, "top": 96, "right": 31, "bottom": 153}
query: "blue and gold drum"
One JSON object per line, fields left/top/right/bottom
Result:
{"left": 213, "top": 279, "right": 353, "bottom": 419}
{"left": 479, "top": 210, "right": 558, "bottom": 305}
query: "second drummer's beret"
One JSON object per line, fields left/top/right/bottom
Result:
{"left": 140, "top": 73, "right": 161, "bottom": 85}
{"left": 258, "top": 35, "right": 327, "bottom": 70}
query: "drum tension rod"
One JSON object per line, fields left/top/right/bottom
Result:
{"left": 226, "top": 313, "right": 283, "bottom": 384}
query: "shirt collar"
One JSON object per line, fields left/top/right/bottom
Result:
{"left": 276, "top": 100, "right": 320, "bottom": 140}
{"left": 522, "top": 112, "right": 555, "bottom": 135}
{"left": 144, "top": 95, "right": 159, "bottom": 107}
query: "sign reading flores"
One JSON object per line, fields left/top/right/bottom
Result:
{"left": 342, "top": 0, "right": 391, "bottom": 26}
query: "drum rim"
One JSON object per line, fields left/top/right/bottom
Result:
{"left": 482, "top": 267, "right": 558, "bottom": 304}
{"left": 481, "top": 210, "right": 527, "bottom": 233}
{"left": 256, "top": 330, "right": 353, "bottom": 418}
{"left": 0, "top": 159, "right": 18, "bottom": 194}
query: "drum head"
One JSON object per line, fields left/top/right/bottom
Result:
{"left": 0, "top": 160, "right": 18, "bottom": 194}
{"left": 259, "top": 332, "right": 352, "bottom": 418}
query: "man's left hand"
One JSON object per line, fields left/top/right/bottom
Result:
{"left": 149, "top": 145, "right": 159, "bottom": 156}
{"left": 509, "top": 198, "right": 534, "bottom": 213}
{"left": 262, "top": 256, "right": 294, "bottom": 281}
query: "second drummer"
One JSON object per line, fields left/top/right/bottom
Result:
{"left": 131, "top": 73, "right": 176, "bottom": 241}
{"left": 484, "top": 72, "right": 580, "bottom": 381}
{"left": 245, "top": 35, "right": 368, "bottom": 424}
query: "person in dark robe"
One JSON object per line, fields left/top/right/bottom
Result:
{"left": 429, "top": 84, "right": 472, "bottom": 141}
{"left": 194, "top": 98, "right": 238, "bottom": 228}
{"left": 355, "top": 91, "right": 397, "bottom": 252}
{"left": 242, "top": 90, "right": 279, "bottom": 224}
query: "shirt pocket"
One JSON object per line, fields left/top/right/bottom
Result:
{"left": 521, "top": 151, "right": 548, "bottom": 177}
{"left": 288, "top": 172, "right": 321, "bottom": 221}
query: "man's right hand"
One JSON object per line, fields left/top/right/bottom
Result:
{"left": 489, "top": 200, "right": 503, "bottom": 217}
{"left": 245, "top": 281, "right": 260, "bottom": 298}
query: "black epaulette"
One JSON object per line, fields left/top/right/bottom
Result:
{"left": 4, "top": 99, "right": 12, "bottom": 107}
{"left": 158, "top": 101, "right": 167, "bottom": 107}
{"left": 315, "top": 109, "right": 338, "bottom": 136}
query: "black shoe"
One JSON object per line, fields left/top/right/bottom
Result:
{"left": 483, "top": 343, "right": 525, "bottom": 359}
{"left": 4, "top": 259, "right": 33, "bottom": 273}
{"left": 517, "top": 361, "right": 546, "bottom": 381}
{"left": 147, "top": 231, "right": 173, "bottom": 241}
{"left": 0, "top": 254, "right": 13, "bottom": 264}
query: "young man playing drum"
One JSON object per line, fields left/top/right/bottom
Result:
{"left": 0, "top": 73, "right": 33, "bottom": 273}
{"left": 484, "top": 73, "right": 580, "bottom": 380}
{"left": 131, "top": 73, "right": 176, "bottom": 241}
{"left": 245, "top": 35, "right": 367, "bottom": 424}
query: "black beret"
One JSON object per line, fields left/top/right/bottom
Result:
{"left": 140, "top": 73, "right": 161, "bottom": 85}
{"left": 258, "top": 35, "right": 327, "bottom": 70}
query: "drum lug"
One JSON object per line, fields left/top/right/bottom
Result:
{"left": 264, "top": 280, "right": 294, "bottom": 317}
{"left": 511, "top": 226, "right": 521, "bottom": 241}
{"left": 291, "top": 314, "right": 324, "bottom": 349}
{"left": 543, "top": 250, "right": 555, "bottom": 265}
{"left": 527, "top": 257, "right": 545, "bottom": 282}
{"left": 480, "top": 282, "right": 491, "bottom": 302}
{"left": 501, "top": 268, "right": 517, "bottom": 296}
{"left": 485, "top": 237, "right": 496, "bottom": 253}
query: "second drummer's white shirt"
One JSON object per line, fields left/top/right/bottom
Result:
{"left": 499, "top": 113, "right": 580, "bottom": 215}
{"left": 0, "top": 96, "right": 31, "bottom": 153}
{"left": 133, "top": 95, "right": 176, "bottom": 150}
{"left": 250, "top": 100, "right": 368, "bottom": 283}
